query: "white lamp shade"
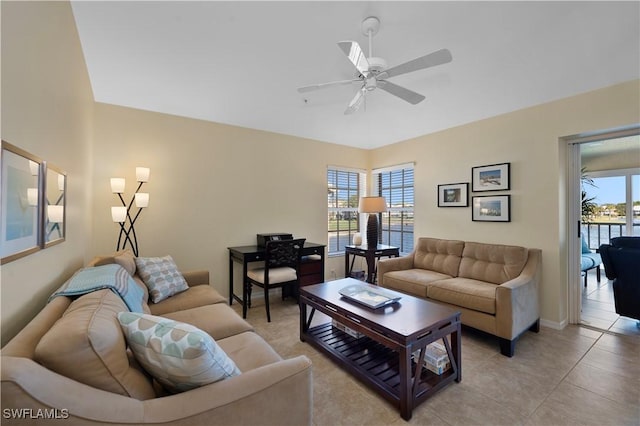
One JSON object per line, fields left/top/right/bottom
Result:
{"left": 358, "top": 196, "right": 387, "bottom": 213}
{"left": 110, "top": 178, "right": 125, "bottom": 193}
{"left": 29, "top": 160, "right": 39, "bottom": 176}
{"left": 27, "top": 188, "right": 38, "bottom": 206}
{"left": 111, "top": 206, "right": 127, "bottom": 223}
{"left": 58, "top": 174, "right": 65, "bottom": 191}
{"left": 136, "top": 167, "right": 150, "bottom": 182}
{"left": 135, "top": 192, "right": 149, "bottom": 208}
{"left": 48, "top": 205, "right": 64, "bottom": 223}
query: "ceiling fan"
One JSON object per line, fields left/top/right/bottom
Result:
{"left": 298, "top": 16, "right": 452, "bottom": 115}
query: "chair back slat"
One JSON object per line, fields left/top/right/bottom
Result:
{"left": 266, "top": 238, "right": 306, "bottom": 269}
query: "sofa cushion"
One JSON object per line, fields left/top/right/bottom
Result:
{"left": 89, "top": 250, "right": 151, "bottom": 312}
{"left": 458, "top": 242, "right": 528, "bottom": 284}
{"left": 34, "top": 289, "right": 156, "bottom": 400}
{"left": 216, "top": 331, "right": 282, "bottom": 372}
{"left": 117, "top": 312, "right": 241, "bottom": 393}
{"left": 382, "top": 269, "right": 453, "bottom": 298}
{"left": 427, "top": 278, "right": 497, "bottom": 315}
{"left": 162, "top": 304, "right": 254, "bottom": 341}
{"left": 135, "top": 255, "right": 189, "bottom": 303}
{"left": 149, "top": 285, "right": 226, "bottom": 315}
{"left": 413, "top": 238, "right": 465, "bottom": 277}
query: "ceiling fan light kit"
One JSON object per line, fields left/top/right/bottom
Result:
{"left": 297, "top": 16, "right": 453, "bottom": 115}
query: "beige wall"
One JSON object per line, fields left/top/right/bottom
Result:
{"left": 91, "top": 104, "right": 367, "bottom": 299}
{"left": 371, "top": 80, "right": 640, "bottom": 325}
{"left": 1, "top": 1, "right": 95, "bottom": 345}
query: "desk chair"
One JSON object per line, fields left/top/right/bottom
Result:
{"left": 246, "top": 238, "right": 306, "bottom": 322}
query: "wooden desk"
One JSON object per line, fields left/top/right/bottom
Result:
{"left": 228, "top": 242, "right": 325, "bottom": 318}
{"left": 344, "top": 244, "right": 400, "bottom": 284}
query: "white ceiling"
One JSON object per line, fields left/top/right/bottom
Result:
{"left": 70, "top": 1, "right": 640, "bottom": 149}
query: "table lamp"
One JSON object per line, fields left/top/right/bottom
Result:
{"left": 358, "top": 196, "right": 387, "bottom": 248}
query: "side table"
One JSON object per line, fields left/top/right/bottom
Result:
{"left": 344, "top": 244, "right": 399, "bottom": 284}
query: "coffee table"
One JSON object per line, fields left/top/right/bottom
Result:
{"left": 299, "top": 278, "right": 461, "bottom": 421}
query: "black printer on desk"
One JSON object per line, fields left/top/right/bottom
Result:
{"left": 257, "top": 233, "right": 293, "bottom": 248}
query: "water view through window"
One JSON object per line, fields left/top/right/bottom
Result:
{"left": 582, "top": 173, "right": 640, "bottom": 249}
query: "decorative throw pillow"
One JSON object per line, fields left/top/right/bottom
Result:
{"left": 117, "top": 312, "right": 241, "bottom": 393}
{"left": 135, "top": 255, "right": 189, "bottom": 303}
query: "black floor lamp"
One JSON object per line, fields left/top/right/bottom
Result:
{"left": 110, "top": 167, "right": 150, "bottom": 256}
{"left": 358, "top": 196, "right": 387, "bottom": 248}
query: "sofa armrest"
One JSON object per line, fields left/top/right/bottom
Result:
{"left": 377, "top": 254, "right": 415, "bottom": 286}
{"left": 1, "top": 355, "right": 312, "bottom": 425}
{"left": 181, "top": 269, "right": 209, "bottom": 287}
{"left": 495, "top": 248, "right": 541, "bottom": 340}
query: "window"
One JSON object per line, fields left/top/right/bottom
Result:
{"left": 582, "top": 168, "right": 640, "bottom": 248}
{"left": 373, "top": 164, "right": 414, "bottom": 254}
{"left": 327, "top": 167, "right": 365, "bottom": 255}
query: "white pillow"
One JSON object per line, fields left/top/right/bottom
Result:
{"left": 117, "top": 312, "right": 241, "bottom": 393}
{"left": 134, "top": 255, "right": 189, "bottom": 303}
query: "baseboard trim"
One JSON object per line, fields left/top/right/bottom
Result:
{"left": 540, "top": 318, "right": 567, "bottom": 330}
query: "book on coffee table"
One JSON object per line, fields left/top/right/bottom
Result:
{"left": 339, "top": 284, "right": 401, "bottom": 309}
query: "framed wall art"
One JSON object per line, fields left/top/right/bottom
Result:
{"left": 472, "top": 195, "right": 511, "bottom": 222}
{"left": 438, "top": 183, "right": 468, "bottom": 207}
{"left": 472, "top": 162, "right": 510, "bottom": 192}
{"left": 1, "top": 140, "right": 44, "bottom": 264}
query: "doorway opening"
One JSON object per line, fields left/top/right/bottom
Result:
{"left": 567, "top": 128, "right": 639, "bottom": 336}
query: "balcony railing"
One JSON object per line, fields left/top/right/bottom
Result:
{"left": 581, "top": 221, "right": 640, "bottom": 250}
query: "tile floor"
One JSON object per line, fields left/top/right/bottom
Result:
{"left": 233, "top": 293, "right": 640, "bottom": 426}
{"left": 581, "top": 267, "right": 640, "bottom": 336}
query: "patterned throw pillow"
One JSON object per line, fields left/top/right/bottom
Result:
{"left": 117, "top": 312, "right": 241, "bottom": 393}
{"left": 134, "top": 255, "right": 189, "bottom": 303}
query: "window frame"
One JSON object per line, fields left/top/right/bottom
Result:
{"left": 372, "top": 163, "right": 415, "bottom": 255}
{"left": 327, "top": 166, "right": 366, "bottom": 256}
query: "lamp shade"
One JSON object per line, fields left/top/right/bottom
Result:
{"left": 136, "top": 167, "right": 150, "bottom": 182}
{"left": 111, "top": 206, "right": 127, "bottom": 223}
{"left": 358, "top": 196, "right": 387, "bottom": 213}
{"left": 27, "top": 188, "right": 38, "bottom": 206}
{"left": 48, "top": 205, "right": 64, "bottom": 223}
{"left": 135, "top": 192, "right": 149, "bottom": 208}
{"left": 58, "top": 174, "right": 65, "bottom": 191}
{"left": 29, "top": 160, "right": 39, "bottom": 176}
{"left": 110, "top": 178, "right": 125, "bottom": 193}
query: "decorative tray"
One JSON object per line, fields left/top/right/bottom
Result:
{"left": 339, "top": 284, "right": 401, "bottom": 309}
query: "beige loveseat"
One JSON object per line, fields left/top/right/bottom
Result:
{"left": 1, "top": 251, "right": 312, "bottom": 425}
{"left": 378, "top": 237, "right": 541, "bottom": 357}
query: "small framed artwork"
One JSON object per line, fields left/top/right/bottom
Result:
{"left": 438, "top": 183, "right": 469, "bottom": 207}
{"left": 472, "top": 195, "right": 511, "bottom": 222}
{"left": 1, "top": 140, "right": 44, "bottom": 264}
{"left": 472, "top": 162, "right": 510, "bottom": 192}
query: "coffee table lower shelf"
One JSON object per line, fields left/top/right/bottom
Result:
{"left": 304, "top": 322, "right": 457, "bottom": 416}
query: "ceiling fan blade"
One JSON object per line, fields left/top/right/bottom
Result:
{"left": 297, "top": 79, "right": 359, "bottom": 93}
{"left": 337, "top": 41, "right": 370, "bottom": 76}
{"left": 298, "top": 79, "right": 362, "bottom": 93}
{"left": 382, "top": 48, "right": 452, "bottom": 79}
{"left": 378, "top": 80, "right": 425, "bottom": 105}
{"left": 344, "top": 87, "right": 366, "bottom": 115}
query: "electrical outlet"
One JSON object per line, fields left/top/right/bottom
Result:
{"left": 330, "top": 269, "right": 336, "bottom": 280}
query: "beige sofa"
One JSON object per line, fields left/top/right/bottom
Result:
{"left": 1, "top": 251, "right": 312, "bottom": 425}
{"left": 378, "top": 237, "right": 541, "bottom": 357}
